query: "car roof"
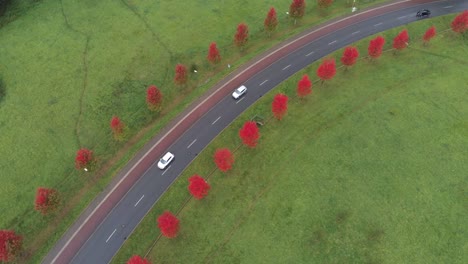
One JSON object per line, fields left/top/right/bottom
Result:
{"left": 162, "top": 152, "right": 173, "bottom": 160}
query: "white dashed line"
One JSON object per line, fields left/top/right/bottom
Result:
{"left": 352, "top": 31, "right": 360, "bottom": 35}
{"left": 305, "top": 51, "right": 314, "bottom": 57}
{"left": 328, "top": 40, "right": 337, "bottom": 45}
{"left": 236, "top": 97, "right": 245, "bottom": 104}
{"left": 162, "top": 165, "right": 171, "bottom": 175}
{"left": 187, "top": 139, "right": 197, "bottom": 149}
{"left": 106, "top": 229, "right": 117, "bottom": 243}
{"left": 443, "top": 5, "right": 453, "bottom": 8}
{"left": 134, "top": 195, "right": 144, "bottom": 207}
{"left": 212, "top": 116, "right": 221, "bottom": 125}
{"left": 282, "top": 64, "right": 291, "bottom": 70}
{"left": 259, "top": 80, "right": 268, "bottom": 86}
{"left": 374, "top": 22, "right": 383, "bottom": 26}
{"left": 397, "top": 15, "right": 407, "bottom": 19}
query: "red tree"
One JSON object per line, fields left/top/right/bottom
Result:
{"left": 174, "top": 64, "right": 188, "bottom": 85}
{"left": 423, "top": 26, "right": 436, "bottom": 45}
{"left": 340, "top": 46, "right": 359, "bottom": 68}
{"left": 214, "top": 148, "right": 234, "bottom": 172}
{"left": 316, "top": 58, "right": 336, "bottom": 84}
{"left": 127, "top": 255, "right": 151, "bottom": 264}
{"left": 368, "top": 35, "right": 386, "bottom": 59}
{"left": 234, "top": 23, "right": 249, "bottom": 49}
{"left": 297, "top": 74, "right": 312, "bottom": 99}
{"left": 264, "top": 7, "right": 278, "bottom": 36}
{"left": 146, "top": 85, "right": 163, "bottom": 111}
{"left": 451, "top": 10, "right": 468, "bottom": 34}
{"left": 317, "top": 0, "right": 333, "bottom": 9}
{"left": 35, "top": 187, "right": 59, "bottom": 215}
{"left": 75, "top": 148, "right": 93, "bottom": 170}
{"left": 393, "top": 29, "right": 409, "bottom": 51}
{"left": 207, "top": 42, "right": 221, "bottom": 64}
{"left": 110, "top": 116, "right": 125, "bottom": 140}
{"left": 271, "top": 93, "right": 289, "bottom": 120}
{"left": 188, "top": 175, "right": 211, "bottom": 200}
{"left": 0, "top": 230, "right": 22, "bottom": 262}
{"left": 239, "top": 121, "right": 260, "bottom": 148}
{"left": 157, "top": 211, "right": 180, "bottom": 238}
{"left": 290, "top": 0, "right": 306, "bottom": 25}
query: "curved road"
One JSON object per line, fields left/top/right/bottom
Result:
{"left": 44, "top": 0, "right": 467, "bottom": 263}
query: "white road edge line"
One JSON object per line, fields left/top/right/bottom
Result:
{"left": 282, "top": 64, "right": 291, "bottom": 70}
{"left": 259, "top": 79, "right": 268, "bottom": 86}
{"left": 187, "top": 139, "right": 197, "bottom": 149}
{"left": 105, "top": 229, "right": 117, "bottom": 243}
{"left": 134, "top": 195, "right": 144, "bottom": 207}
{"left": 374, "top": 22, "right": 383, "bottom": 26}
{"left": 50, "top": 1, "right": 415, "bottom": 262}
{"left": 162, "top": 165, "right": 171, "bottom": 175}
{"left": 305, "top": 51, "right": 314, "bottom": 56}
{"left": 443, "top": 5, "right": 453, "bottom": 8}
{"left": 235, "top": 97, "right": 245, "bottom": 104}
{"left": 212, "top": 116, "right": 221, "bottom": 125}
{"left": 328, "top": 40, "right": 337, "bottom": 45}
{"left": 352, "top": 31, "right": 360, "bottom": 35}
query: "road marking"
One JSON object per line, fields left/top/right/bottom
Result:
{"left": 328, "top": 40, "right": 337, "bottom": 45}
{"left": 236, "top": 97, "right": 245, "bottom": 104}
{"left": 134, "top": 195, "right": 144, "bottom": 207}
{"left": 443, "top": 5, "right": 453, "bottom": 8}
{"left": 305, "top": 51, "right": 314, "bottom": 56}
{"left": 259, "top": 79, "right": 268, "bottom": 86}
{"left": 106, "top": 229, "right": 117, "bottom": 243}
{"left": 187, "top": 139, "right": 197, "bottom": 149}
{"left": 162, "top": 165, "right": 171, "bottom": 175}
{"left": 352, "top": 31, "right": 360, "bottom": 35}
{"left": 397, "top": 15, "right": 407, "bottom": 19}
{"left": 282, "top": 64, "right": 291, "bottom": 70}
{"left": 374, "top": 22, "right": 383, "bottom": 26}
{"left": 50, "top": 1, "right": 417, "bottom": 262}
{"left": 212, "top": 116, "right": 221, "bottom": 125}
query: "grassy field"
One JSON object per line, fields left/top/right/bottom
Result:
{"left": 0, "top": 0, "right": 390, "bottom": 261}
{"left": 112, "top": 16, "right": 468, "bottom": 263}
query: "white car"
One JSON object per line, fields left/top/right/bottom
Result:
{"left": 157, "top": 152, "right": 174, "bottom": 170}
{"left": 232, "top": 85, "right": 247, "bottom": 99}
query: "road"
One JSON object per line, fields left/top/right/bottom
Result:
{"left": 43, "top": 0, "right": 467, "bottom": 263}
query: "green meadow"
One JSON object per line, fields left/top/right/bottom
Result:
{"left": 0, "top": 0, "right": 388, "bottom": 261}
{"left": 112, "top": 16, "right": 468, "bottom": 263}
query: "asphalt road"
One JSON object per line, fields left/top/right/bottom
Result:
{"left": 48, "top": 1, "right": 468, "bottom": 263}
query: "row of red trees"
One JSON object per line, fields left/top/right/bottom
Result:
{"left": 126, "top": 10, "right": 468, "bottom": 263}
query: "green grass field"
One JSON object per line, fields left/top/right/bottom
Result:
{"left": 112, "top": 17, "right": 468, "bottom": 263}
{"left": 0, "top": 0, "right": 389, "bottom": 261}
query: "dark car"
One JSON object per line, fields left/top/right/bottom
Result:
{"left": 416, "top": 9, "right": 431, "bottom": 18}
